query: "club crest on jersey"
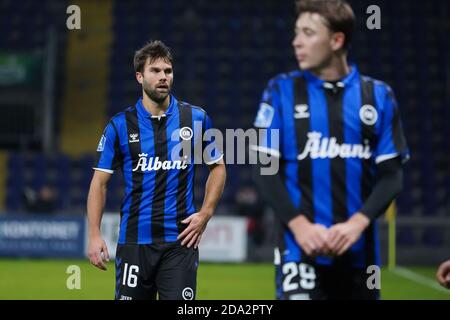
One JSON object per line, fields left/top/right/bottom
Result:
{"left": 254, "top": 102, "right": 275, "bottom": 128}
{"left": 179, "top": 127, "right": 193, "bottom": 140}
{"left": 97, "top": 135, "right": 106, "bottom": 152}
{"left": 132, "top": 153, "right": 189, "bottom": 172}
{"left": 297, "top": 132, "right": 372, "bottom": 160}
{"left": 359, "top": 104, "right": 378, "bottom": 126}
{"left": 129, "top": 133, "right": 139, "bottom": 143}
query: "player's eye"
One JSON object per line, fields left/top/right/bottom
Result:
{"left": 304, "top": 29, "right": 314, "bottom": 36}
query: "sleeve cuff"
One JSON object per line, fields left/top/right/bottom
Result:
{"left": 93, "top": 167, "right": 114, "bottom": 174}
{"left": 205, "top": 153, "right": 224, "bottom": 165}
{"left": 249, "top": 145, "right": 281, "bottom": 158}
{"left": 375, "top": 152, "right": 410, "bottom": 164}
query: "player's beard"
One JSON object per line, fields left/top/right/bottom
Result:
{"left": 142, "top": 79, "right": 172, "bottom": 103}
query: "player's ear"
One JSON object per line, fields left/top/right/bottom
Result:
{"left": 330, "top": 31, "right": 346, "bottom": 52}
{"left": 136, "top": 72, "right": 143, "bottom": 84}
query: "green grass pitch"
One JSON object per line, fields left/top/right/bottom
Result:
{"left": 0, "top": 259, "right": 448, "bottom": 300}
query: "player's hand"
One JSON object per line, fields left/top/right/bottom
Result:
{"left": 326, "top": 213, "right": 370, "bottom": 256}
{"left": 88, "top": 234, "right": 110, "bottom": 271}
{"left": 178, "top": 209, "right": 213, "bottom": 249}
{"left": 436, "top": 260, "right": 450, "bottom": 289}
{"left": 288, "top": 215, "right": 329, "bottom": 256}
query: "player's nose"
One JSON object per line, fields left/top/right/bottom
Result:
{"left": 292, "top": 34, "right": 303, "bottom": 48}
{"left": 158, "top": 71, "right": 168, "bottom": 81}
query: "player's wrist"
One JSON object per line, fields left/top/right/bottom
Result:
{"left": 349, "top": 212, "right": 370, "bottom": 231}
{"left": 288, "top": 214, "right": 311, "bottom": 230}
{"left": 88, "top": 228, "right": 102, "bottom": 238}
{"left": 199, "top": 207, "right": 214, "bottom": 218}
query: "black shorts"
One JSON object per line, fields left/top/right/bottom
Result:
{"left": 275, "top": 260, "right": 380, "bottom": 300}
{"left": 115, "top": 242, "right": 199, "bottom": 300}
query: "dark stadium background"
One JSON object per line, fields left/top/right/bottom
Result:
{"left": 0, "top": 0, "right": 448, "bottom": 299}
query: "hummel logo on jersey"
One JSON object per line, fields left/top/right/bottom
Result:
{"left": 297, "top": 131, "right": 372, "bottom": 160}
{"left": 129, "top": 133, "right": 139, "bottom": 143}
{"left": 132, "top": 153, "right": 189, "bottom": 172}
{"left": 294, "top": 104, "right": 310, "bottom": 119}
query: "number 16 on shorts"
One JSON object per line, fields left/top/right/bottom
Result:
{"left": 123, "top": 263, "right": 139, "bottom": 288}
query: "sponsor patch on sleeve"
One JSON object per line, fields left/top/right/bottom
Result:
{"left": 97, "top": 135, "right": 106, "bottom": 152}
{"left": 254, "top": 102, "right": 275, "bottom": 128}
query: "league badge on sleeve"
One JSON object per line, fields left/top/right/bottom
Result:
{"left": 254, "top": 102, "right": 275, "bottom": 128}
{"left": 97, "top": 135, "right": 106, "bottom": 152}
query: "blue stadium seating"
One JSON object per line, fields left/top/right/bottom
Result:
{"left": 1, "top": 0, "right": 448, "bottom": 241}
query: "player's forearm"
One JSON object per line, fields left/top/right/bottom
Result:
{"left": 360, "top": 157, "right": 403, "bottom": 221}
{"left": 200, "top": 162, "right": 226, "bottom": 216}
{"left": 252, "top": 162, "right": 301, "bottom": 225}
{"left": 87, "top": 179, "right": 107, "bottom": 237}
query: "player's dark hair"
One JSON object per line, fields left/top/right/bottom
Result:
{"left": 134, "top": 40, "right": 173, "bottom": 73}
{"left": 296, "top": 0, "right": 355, "bottom": 50}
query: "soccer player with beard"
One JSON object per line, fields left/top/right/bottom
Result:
{"left": 251, "top": 0, "right": 409, "bottom": 299}
{"left": 87, "top": 40, "right": 226, "bottom": 300}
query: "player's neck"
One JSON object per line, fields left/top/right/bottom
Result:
{"left": 142, "top": 93, "right": 170, "bottom": 116}
{"left": 311, "top": 55, "right": 350, "bottom": 82}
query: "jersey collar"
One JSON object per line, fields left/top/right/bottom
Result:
{"left": 303, "top": 64, "right": 360, "bottom": 88}
{"left": 136, "top": 94, "right": 177, "bottom": 119}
